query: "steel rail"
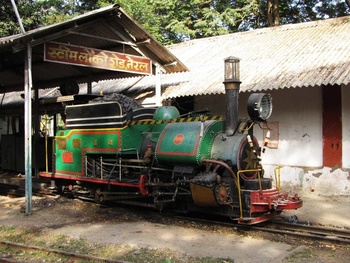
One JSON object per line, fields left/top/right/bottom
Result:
{"left": 2, "top": 181, "right": 349, "bottom": 246}
{"left": 251, "top": 221, "right": 350, "bottom": 245}
{"left": 0, "top": 240, "right": 129, "bottom": 263}
{"left": 157, "top": 212, "right": 350, "bottom": 246}
{"left": 0, "top": 182, "right": 54, "bottom": 197}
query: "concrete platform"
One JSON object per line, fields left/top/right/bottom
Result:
{"left": 280, "top": 193, "right": 350, "bottom": 229}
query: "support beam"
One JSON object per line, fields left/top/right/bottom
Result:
{"left": 155, "top": 65, "right": 162, "bottom": 106}
{"left": 11, "top": 0, "right": 33, "bottom": 215}
{"left": 24, "top": 43, "right": 33, "bottom": 215}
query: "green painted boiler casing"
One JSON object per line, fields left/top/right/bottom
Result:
{"left": 155, "top": 120, "right": 223, "bottom": 165}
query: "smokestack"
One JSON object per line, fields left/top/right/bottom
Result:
{"left": 223, "top": 57, "right": 241, "bottom": 136}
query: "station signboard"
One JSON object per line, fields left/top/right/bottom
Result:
{"left": 44, "top": 41, "right": 152, "bottom": 75}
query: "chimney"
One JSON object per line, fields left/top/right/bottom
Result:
{"left": 223, "top": 57, "right": 241, "bottom": 136}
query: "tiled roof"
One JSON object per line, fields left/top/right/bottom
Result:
{"left": 95, "top": 15, "right": 350, "bottom": 99}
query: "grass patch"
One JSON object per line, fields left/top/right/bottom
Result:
{"left": 0, "top": 225, "right": 234, "bottom": 262}
{"left": 283, "top": 247, "right": 314, "bottom": 262}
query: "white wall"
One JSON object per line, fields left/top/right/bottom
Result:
{"left": 194, "top": 88, "right": 323, "bottom": 167}
{"left": 259, "top": 88, "right": 323, "bottom": 167}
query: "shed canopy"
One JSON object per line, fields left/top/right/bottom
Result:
{"left": 163, "top": 16, "right": 350, "bottom": 97}
{"left": 89, "top": 15, "right": 350, "bottom": 100}
{"left": 0, "top": 4, "right": 188, "bottom": 93}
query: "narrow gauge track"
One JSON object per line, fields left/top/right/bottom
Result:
{"left": 0, "top": 241, "right": 129, "bottom": 263}
{"left": 2, "top": 183, "right": 349, "bottom": 247}
{"left": 253, "top": 221, "right": 350, "bottom": 246}
{"left": 0, "top": 190, "right": 128, "bottom": 263}
{"left": 0, "top": 182, "right": 54, "bottom": 197}
{"left": 0, "top": 182, "right": 24, "bottom": 197}
{"left": 164, "top": 212, "right": 350, "bottom": 246}
{"left": 88, "top": 200, "right": 350, "bottom": 247}
{"left": 93, "top": 200, "right": 350, "bottom": 247}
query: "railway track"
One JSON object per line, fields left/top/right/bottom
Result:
{"left": 161, "top": 212, "right": 350, "bottom": 246}
{"left": 0, "top": 182, "right": 54, "bottom": 197}
{"left": 1, "top": 181, "right": 349, "bottom": 247}
{"left": 0, "top": 183, "right": 23, "bottom": 197}
{"left": 253, "top": 221, "right": 350, "bottom": 245}
{"left": 0, "top": 241, "right": 129, "bottom": 263}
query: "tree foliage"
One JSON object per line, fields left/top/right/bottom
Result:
{"left": 240, "top": 0, "right": 350, "bottom": 29}
{"left": 1, "top": 0, "right": 349, "bottom": 44}
{"left": 0, "top": 0, "right": 43, "bottom": 36}
{"left": 147, "top": 0, "right": 260, "bottom": 44}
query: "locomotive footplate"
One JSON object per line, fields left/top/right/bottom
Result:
{"left": 39, "top": 172, "right": 150, "bottom": 197}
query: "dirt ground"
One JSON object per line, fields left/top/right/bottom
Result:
{"left": 0, "top": 194, "right": 349, "bottom": 263}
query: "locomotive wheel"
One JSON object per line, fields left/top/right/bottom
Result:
{"left": 94, "top": 188, "right": 105, "bottom": 203}
{"left": 54, "top": 183, "right": 64, "bottom": 194}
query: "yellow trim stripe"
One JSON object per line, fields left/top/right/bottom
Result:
{"left": 128, "top": 116, "right": 222, "bottom": 126}
{"left": 56, "top": 116, "right": 223, "bottom": 138}
{"left": 56, "top": 127, "right": 126, "bottom": 138}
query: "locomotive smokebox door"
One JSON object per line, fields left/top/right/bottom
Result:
{"left": 211, "top": 133, "right": 260, "bottom": 180}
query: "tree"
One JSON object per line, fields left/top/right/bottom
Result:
{"left": 267, "top": 0, "right": 280, "bottom": 26}
{"left": 144, "top": 0, "right": 350, "bottom": 43}
{"left": 147, "top": 0, "right": 259, "bottom": 44}
{"left": 241, "top": 0, "right": 350, "bottom": 30}
{"left": 36, "top": 0, "right": 99, "bottom": 24}
{"left": 0, "top": 0, "right": 43, "bottom": 36}
{"left": 314, "top": 0, "right": 350, "bottom": 19}
{"left": 1, "top": 0, "right": 349, "bottom": 42}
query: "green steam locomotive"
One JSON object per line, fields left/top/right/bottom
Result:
{"left": 40, "top": 93, "right": 302, "bottom": 224}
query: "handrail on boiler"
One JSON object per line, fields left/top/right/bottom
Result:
{"left": 274, "top": 166, "right": 283, "bottom": 192}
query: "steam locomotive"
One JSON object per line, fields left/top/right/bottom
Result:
{"left": 40, "top": 92, "right": 302, "bottom": 224}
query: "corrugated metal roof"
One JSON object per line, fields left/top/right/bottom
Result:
{"left": 94, "top": 15, "right": 350, "bottom": 99}
{"left": 0, "top": 5, "right": 188, "bottom": 92}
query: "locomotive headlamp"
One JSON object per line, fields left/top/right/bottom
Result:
{"left": 247, "top": 93, "right": 273, "bottom": 122}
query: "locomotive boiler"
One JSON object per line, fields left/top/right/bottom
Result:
{"left": 40, "top": 59, "right": 302, "bottom": 224}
